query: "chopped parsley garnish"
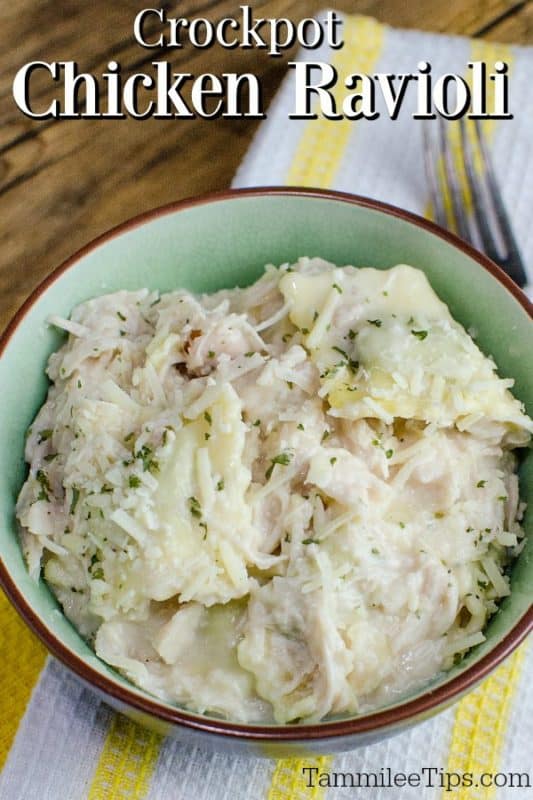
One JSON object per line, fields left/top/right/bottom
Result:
{"left": 411, "top": 329, "right": 428, "bottom": 341}
{"left": 245, "top": 351, "right": 254, "bottom": 358}
{"left": 286, "top": 381, "right": 294, "bottom": 390}
{"left": 252, "top": 419, "right": 261, "bottom": 427}
{"left": 476, "top": 479, "right": 486, "bottom": 488}
{"left": 70, "top": 487, "right": 80, "bottom": 514}
{"left": 281, "top": 333, "right": 292, "bottom": 343}
{"left": 77, "top": 379, "right": 82, "bottom": 389}
{"left": 321, "top": 430, "right": 330, "bottom": 443}
{"left": 204, "top": 432, "right": 211, "bottom": 441}
{"left": 36, "top": 470, "right": 51, "bottom": 502}
{"left": 320, "top": 365, "right": 339, "bottom": 379}
{"left": 297, "top": 423, "right": 305, "bottom": 431}
{"left": 116, "top": 311, "right": 126, "bottom": 321}
{"left": 332, "top": 345, "right": 349, "bottom": 360}
{"left": 284, "top": 532, "right": 291, "bottom": 543}
{"left": 498, "top": 495, "right": 507, "bottom": 502}
{"left": 135, "top": 445, "right": 159, "bottom": 474}
{"left": 124, "top": 432, "right": 135, "bottom": 445}
{"left": 328, "top": 345, "right": 360, "bottom": 375}
{"left": 302, "top": 537, "right": 319, "bottom": 545}
{"left": 44, "top": 453, "right": 58, "bottom": 462}
{"left": 128, "top": 475, "right": 141, "bottom": 489}
{"left": 330, "top": 457, "right": 337, "bottom": 466}
{"left": 332, "top": 282, "right": 343, "bottom": 294}
{"left": 367, "top": 319, "right": 382, "bottom": 327}
{"left": 207, "top": 350, "right": 215, "bottom": 359}
{"left": 100, "top": 484, "right": 113, "bottom": 494}
{"left": 300, "top": 327, "right": 309, "bottom": 335}
{"left": 313, "top": 310, "right": 319, "bottom": 322}
{"left": 385, "top": 449, "right": 394, "bottom": 459}
{"left": 347, "top": 328, "right": 357, "bottom": 340}
{"left": 216, "top": 479, "right": 224, "bottom": 491}
{"left": 266, "top": 452, "right": 293, "bottom": 480}
{"left": 38, "top": 429, "right": 53, "bottom": 444}
{"left": 188, "top": 496, "right": 202, "bottom": 518}
{"left": 204, "top": 411, "right": 212, "bottom": 424}
{"left": 371, "top": 547, "right": 380, "bottom": 555}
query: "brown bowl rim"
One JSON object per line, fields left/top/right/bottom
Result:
{"left": 1, "top": 186, "right": 532, "bottom": 742}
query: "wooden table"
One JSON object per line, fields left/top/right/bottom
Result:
{"left": 1, "top": 1, "right": 531, "bottom": 329}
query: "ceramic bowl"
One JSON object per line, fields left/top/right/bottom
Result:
{"left": 1, "top": 188, "right": 531, "bottom": 756}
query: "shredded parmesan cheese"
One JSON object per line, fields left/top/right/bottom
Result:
{"left": 17, "top": 259, "right": 531, "bottom": 724}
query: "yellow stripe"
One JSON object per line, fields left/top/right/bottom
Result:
{"left": 442, "top": 644, "right": 527, "bottom": 800}
{"left": 0, "top": 589, "right": 47, "bottom": 769}
{"left": 268, "top": 757, "right": 333, "bottom": 800}
{"left": 285, "top": 15, "right": 386, "bottom": 188}
{"left": 87, "top": 714, "right": 163, "bottom": 800}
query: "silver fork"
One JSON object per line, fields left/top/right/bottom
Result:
{"left": 423, "top": 118, "right": 527, "bottom": 288}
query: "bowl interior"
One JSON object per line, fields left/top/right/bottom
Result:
{"left": 1, "top": 190, "right": 531, "bottom": 728}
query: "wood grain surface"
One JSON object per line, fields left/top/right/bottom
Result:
{"left": 1, "top": 0, "right": 531, "bottom": 328}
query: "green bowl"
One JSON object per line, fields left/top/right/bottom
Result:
{"left": 1, "top": 188, "right": 531, "bottom": 756}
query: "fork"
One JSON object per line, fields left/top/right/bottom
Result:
{"left": 422, "top": 117, "right": 528, "bottom": 288}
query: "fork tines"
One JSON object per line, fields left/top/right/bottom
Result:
{"left": 423, "top": 117, "right": 527, "bottom": 288}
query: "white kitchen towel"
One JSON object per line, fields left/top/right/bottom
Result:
{"left": 234, "top": 14, "right": 533, "bottom": 283}
{"left": 1, "top": 14, "right": 531, "bottom": 800}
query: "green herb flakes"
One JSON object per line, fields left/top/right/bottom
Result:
{"left": 189, "top": 496, "right": 202, "bottom": 518}
{"left": 136, "top": 445, "right": 159, "bottom": 474}
{"left": 266, "top": 452, "right": 293, "bottom": 480}
{"left": 36, "top": 470, "right": 51, "bottom": 502}
{"left": 70, "top": 487, "right": 80, "bottom": 514}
